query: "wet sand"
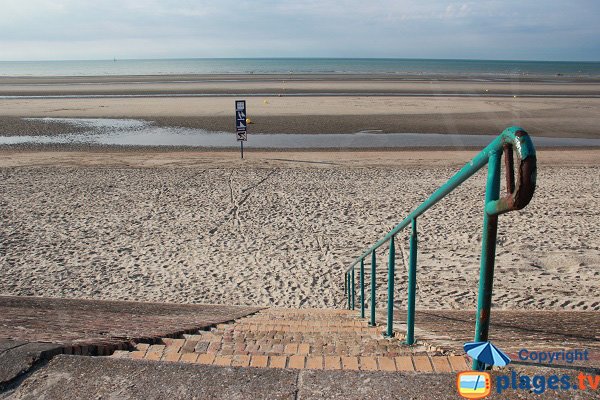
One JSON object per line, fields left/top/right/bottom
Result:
{"left": 1, "top": 97, "right": 598, "bottom": 138}
{"left": 1, "top": 150, "right": 598, "bottom": 310}
{"left": 0, "top": 74, "right": 599, "bottom": 138}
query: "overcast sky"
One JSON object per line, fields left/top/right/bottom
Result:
{"left": 1, "top": 0, "right": 599, "bottom": 61}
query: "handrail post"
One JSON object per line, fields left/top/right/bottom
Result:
{"left": 344, "top": 272, "right": 347, "bottom": 293}
{"left": 385, "top": 235, "right": 395, "bottom": 337}
{"left": 351, "top": 267, "right": 355, "bottom": 310}
{"left": 344, "top": 273, "right": 347, "bottom": 307}
{"left": 345, "top": 273, "right": 348, "bottom": 309}
{"left": 473, "top": 150, "right": 502, "bottom": 370}
{"left": 370, "top": 251, "right": 376, "bottom": 326}
{"left": 360, "top": 259, "right": 365, "bottom": 318}
{"left": 346, "top": 272, "right": 352, "bottom": 310}
{"left": 406, "top": 218, "right": 418, "bottom": 345}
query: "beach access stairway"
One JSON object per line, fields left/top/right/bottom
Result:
{"left": 110, "top": 126, "right": 537, "bottom": 373}
{"left": 112, "top": 308, "right": 470, "bottom": 373}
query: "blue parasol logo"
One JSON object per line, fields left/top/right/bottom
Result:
{"left": 464, "top": 341, "right": 511, "bottom": 369}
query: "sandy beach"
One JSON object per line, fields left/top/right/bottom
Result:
{"left": 1, "top": 74, "right": 598, "bottom": 312}
{"left": 1, "top": 150, "right": 598, "bottom": 311}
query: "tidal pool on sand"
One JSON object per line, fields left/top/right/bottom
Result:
{"left": 2, "top": 118, "right": 599, "bottom": 148}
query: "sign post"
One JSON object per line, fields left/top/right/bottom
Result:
{"left": 235, "top": 100, "right": 247, "bottom": 159}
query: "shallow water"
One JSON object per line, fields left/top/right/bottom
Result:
{"left": 2, "top": 118, "right": 599, "bottom": 148}
{"left": 1, "top": 58, "right": 599, "bottom": 78}
{"left": 2, "top": 93, "right": 599, "bottom": 100}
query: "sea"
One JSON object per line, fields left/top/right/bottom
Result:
{"left": 0, "top": 58, "right": 598, "bottom": 78}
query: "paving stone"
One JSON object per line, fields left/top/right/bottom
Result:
{"left": 164, "top": 345, "right": 182, "bottom": 354}
{"left": 448, "top": 355, "right": 470, "bottom": 371}
{"left": 130, "top": 351, "right": 146, "bottom": 360}
{"left": 341, "top": 356, "right": 359, "bottom": 371}
{"left": 359, "top": 356, "right": 378, "bottom": 371}
{"left": 147, "top": 344, "right": 165, "bottom": 353}
{"left": 250, "top": 355, "right": 268, "bottom": 368}
{"left": 134, "top": 343, "right": 149, "bottom": 352}
{"left": 180, "top": 353, "right": 199, "bottom": 363}
{"left": 297, "top": 343, "right": 310, "bottom": 355}
{"left": 395, "top": 356, "right": 415, "bottom": 372}
{"left": 413, "top": 355, "right": 433, "bottom": 372}
{"left": 234, "top": 342, "right": 246, "bottom": 352}
{"left": 111, "top": 350, "right": 130, "bottom": 359}
{"left": 377, "top": 357, "right": 396, "bottom": 372}
{"left": 200, "top": 333, "right": 214, "bottom": 342}
{"left": 194, "top": 342, "right": 210, "bottom": 353}
{"left": 161, "top": 352, "right": 181, "bottom": 362}
{"left": 207, "top": 342, "right": 221, "bottom": 353}
{"left": 232, "top": 355, "right": 251, "bottom": 367}
{"left": 144, "top": 351, "right": 162, "bottom": 361}
{"left": 269, "top": 356, "right": 287, "bottom": 368}
{"left": 324, "top": 356, "right": 341, "bottom": 370}
{"left": 349, "top": 347, "right": 361, "bottom": 356}
{"left": 288, "top": 355, "right": 305, "bottom": 369}
{"left": 284, "top": 343, "right": 298, "bottom": 354}
{"left": 196, "top": 353, "right": 216, "bottom": 365}
{"left": 306, "top": 356, "right": 324, "bottom": 370}
{"left": 182, "top": 340, "right": 199, "bottom": 353}
{"left": 246, "top": 343, "right": 260, "bottom": 353}
{"left": 431, "top": 357, "right": 452, "bottom": 372}
{"left": 271, "top": 344, "right": 284, "bottom": 353}
{"left": 163, "top": 338, "right": 185, "bottom": 347}
{"left": 259, "top": 344, "right": 272, "bottom": 353}
{"left": 214, "top": 356, "right": 233, "bottom": 366}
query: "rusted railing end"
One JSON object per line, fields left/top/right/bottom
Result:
{"left": 485, "top": 126, "right": 537, "bottom": 216}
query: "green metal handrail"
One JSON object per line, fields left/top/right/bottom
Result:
{"left": 344, "top": 126, "right": 537, "bottom": 370}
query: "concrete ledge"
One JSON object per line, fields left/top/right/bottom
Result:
{"left": 8, "top": 355, "right": 593, "bottom": 399}
{"left": 7, "top": 355, "right": 298, "bottom": 400}
{"left": 0, "top": 296, "right": 261, "bottom": 346}
{"left": 0, "top": 296, "right": 262, "bottom": 386}
{"left": 0, "top": 341, "right": 63, "bottom": 385}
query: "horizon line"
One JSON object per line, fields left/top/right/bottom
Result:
{"left": 1, "top": 57, "right": 599, "bottom": 63}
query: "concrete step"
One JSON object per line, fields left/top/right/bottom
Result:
{"left": 113, "top": 308, "right": 470, "bottom": 373}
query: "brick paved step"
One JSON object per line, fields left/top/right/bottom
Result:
{"left": 217, "top": 325, "right": 379, "bottom": 334}
{"left": 232, "top": 320, "right": 370, "bottom": 327}
{"left": 113, "top": 308, "right": 470, "bottom": 373}
{"left": 181, "top": 332, "right": 426, "bottom": 356}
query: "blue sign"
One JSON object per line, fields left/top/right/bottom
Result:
{"left": 235, "top": 100, "right": 247, "bottom": 132}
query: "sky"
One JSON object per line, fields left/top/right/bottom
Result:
{"left": 1, "top": 0, "right": 599, "bottom": 61}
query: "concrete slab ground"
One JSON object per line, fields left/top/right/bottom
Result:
{"left": 3, "top": 355, "right": 598, "bottom": 400}
{"left": 1, "top": 356, "right": 298, "bottom": 400}
{"left": 0, "top": 296, "right": 260, "bottom": 386}
{"left": 0, "top": 341, "right": 62, "bottom": 386}
{"left": 0, "top": 296, "right": 261, "bottom": 346}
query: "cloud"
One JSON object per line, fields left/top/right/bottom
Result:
{"left": 0, "top": 0, "right": 598, "bottom": 60}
